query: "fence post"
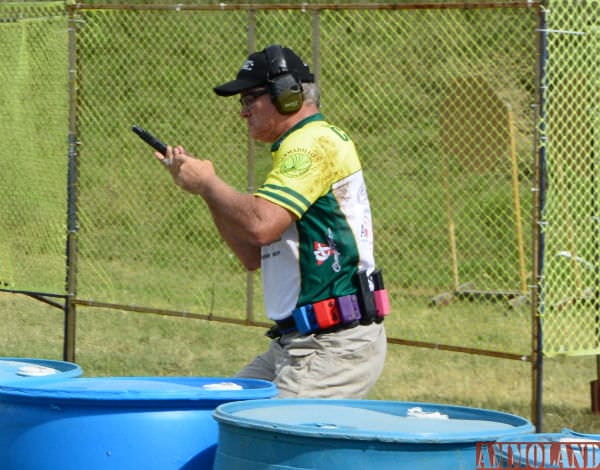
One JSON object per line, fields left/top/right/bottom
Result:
{"left": 64, "top": 7, "right": 79, "bottom": 362}
{"left": 531, "top": 1, "right": 549, "bottom": 431}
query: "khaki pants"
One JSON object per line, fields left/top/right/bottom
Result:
{"left": 235, "top": 322, "right": 387, "bottom": 398}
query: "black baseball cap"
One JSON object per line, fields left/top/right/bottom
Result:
{"left": 214, "top": 46, "right": 314, "bottom": 97}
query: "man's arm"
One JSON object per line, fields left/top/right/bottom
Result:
{"left": 204, "top": 179, "right": 295, "bottom": 271}
{"left": 158, "top": 146, "right": 296, "bottom": 271}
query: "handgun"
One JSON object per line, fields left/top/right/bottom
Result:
{"left": 131, "top": 125, "right": 168, "bottom": 156}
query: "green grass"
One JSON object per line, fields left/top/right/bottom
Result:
{"left": 3, "top": 291, "right": 600, "bottom": 434}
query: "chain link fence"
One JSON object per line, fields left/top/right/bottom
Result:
{"left": 540, "top": 2, "right": 600, "bottom": 357}
{"left": 71, "top": 3, "right": 540, "bottom": 357}
{"left": 1, "top": 2, "right": 542, "bottom": 359}
{"left": 0, "top": 2, "right": 69, "bottom": 295}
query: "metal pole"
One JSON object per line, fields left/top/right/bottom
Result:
{"left": 64, "top": 8, "right": 80, "bottom": 362}
{"left": 531, "top": 2, "right": 549, "bottom": 432}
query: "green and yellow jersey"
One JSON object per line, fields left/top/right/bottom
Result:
{"left": 255, "top": 113, "right": 375, "bottom": 321}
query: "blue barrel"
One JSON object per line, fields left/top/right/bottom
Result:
{"left": 492, "top": 430, "right": 600, "bottom": 469}
{"left": 0, "top": 376, "right": 277, "bottom": 469}
{"left": 0, "top": 357, "right": 82, "bottom": 386}
{"left": 213, "top": 399, "right": 534, "bottom": 469}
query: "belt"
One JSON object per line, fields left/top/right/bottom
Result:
{"left": 267, "top": 318, "right": 359, "bottom": 339}
{"left": 266, "top": 294, "right": 381, "bottom": 339}
{"left": 274, "top": 316, "right": 296, "bottom": 332}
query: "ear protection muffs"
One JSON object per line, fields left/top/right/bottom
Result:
{"left": 263, "top": 45, "right": 303, "bottom": 114}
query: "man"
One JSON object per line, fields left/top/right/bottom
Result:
{"left": 156, "top": 45, "right": 387, "bottom": 398}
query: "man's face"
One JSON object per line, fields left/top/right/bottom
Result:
{"left": 239, "top": 87, "right": 281, "bottom": 142}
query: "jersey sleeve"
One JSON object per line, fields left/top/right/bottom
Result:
{"left": 255, "top": 128, "right": 335, "bottom": 218}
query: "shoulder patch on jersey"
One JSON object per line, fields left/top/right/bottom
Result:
{"left": 280, "top": 149, "right": 312, "bottom": 178}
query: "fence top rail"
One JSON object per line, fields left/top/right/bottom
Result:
{"left": 67, "top": 1, "right": 542, "bottom": 12}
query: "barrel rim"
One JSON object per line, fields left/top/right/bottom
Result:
{"left": 213, "top": 399, "right": 535, "bottom": 444}
{"left": 0, "top": 376, "right": 278, "bottom": 406}
{"left": 0, "top": 357, "right": 83, "bottom": 385}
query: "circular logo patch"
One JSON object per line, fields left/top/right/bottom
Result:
{"left": 280, "top": 151, "right": 312, "bottom": 177}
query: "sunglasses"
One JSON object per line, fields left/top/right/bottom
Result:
{"left": 239, "top": 88, "right": 269, "bottom": 111}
